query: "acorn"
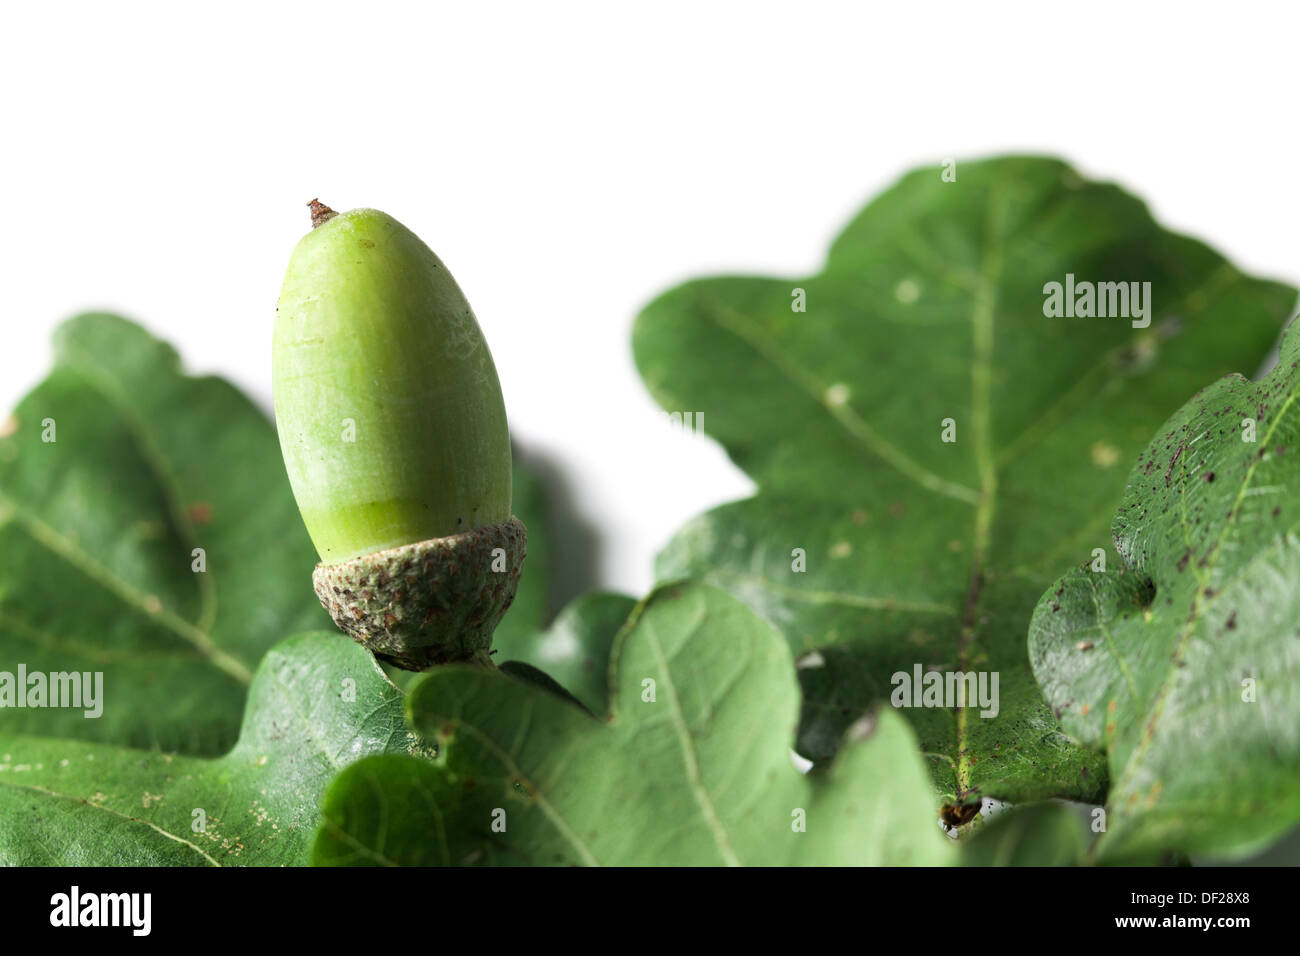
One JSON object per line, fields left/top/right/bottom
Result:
{"left": 273, "top": 200, "right": 525, "bottom": 670}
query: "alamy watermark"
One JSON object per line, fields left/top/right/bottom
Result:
{"left": 891, "top": 664, "right": 999, "bottom": 718}
{"left": 50, "top": 886, "right": 150, "bottom": 936}
{"left": 0, "top": 665, "right": 103, "bottom": 718}
{"left": 1042, "top": 274, "right": 1152, "bottom": 328}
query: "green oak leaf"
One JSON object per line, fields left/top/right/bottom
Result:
{"left": 312, "top": 582, "right": 953, "bottom": 866}
{"left": 0, "top": 633, "right": 425, "bottom": 865}
{"left": 1029, "top": 317, "right": 1300, "bottom": 862}
{"left": 0, "top": 314, "right": 328, "bottom": 753}
{"left": 632, "top": 156, "right": 1296, "bottom": 812}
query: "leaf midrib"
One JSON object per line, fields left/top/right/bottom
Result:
{"left": 641, "top": 614, "right": 744, "bottom": 866}
{"left": 953, "top": 184, "right": 1007, "bottom": 798}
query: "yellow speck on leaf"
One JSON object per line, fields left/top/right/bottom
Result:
{"left": 895, "top": 278, "right": 921, "bottom": 304}
{"left": 1090, "top": 441, "right": 1120, "bottom": 468}
{"left": 825, "top": 383, "right": 851, "bottom": 407}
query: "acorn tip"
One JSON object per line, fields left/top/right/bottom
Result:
{"left": 308, "top": 199, "right": 338, "bottom": 229}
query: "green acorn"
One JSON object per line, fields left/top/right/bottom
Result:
{"left": 273, "top": 200, "right": 525, "bottom": 670}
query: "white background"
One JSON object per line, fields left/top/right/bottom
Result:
{"left": 3, "top": 2, "right": 1299, "bottom": 601}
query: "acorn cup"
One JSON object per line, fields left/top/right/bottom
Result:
{"left": 272, "top": 201, "right": 525, "bottom": 670}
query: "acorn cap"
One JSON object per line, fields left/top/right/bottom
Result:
{"left": 312, "top": 516, "right": 526, "bottom": 670}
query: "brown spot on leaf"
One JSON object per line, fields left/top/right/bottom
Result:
{"left": 1165, "top": 441, "right": 1184, "bottom": 487}
{"left": 940, "top": 802, "right": 981, "bottom": 828}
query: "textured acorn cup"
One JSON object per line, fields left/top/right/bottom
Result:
{"left": 313, "top": 516, "right": 526, "bottom": 669}
{"left": 274, "top": 201, "right": 524, "bottom": 670}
